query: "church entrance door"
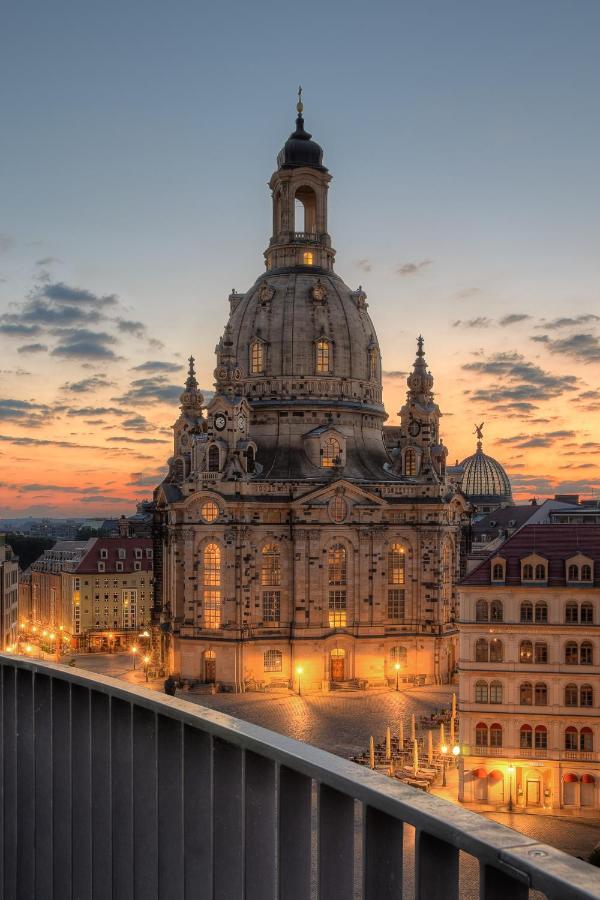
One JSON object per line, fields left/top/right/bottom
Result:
{"left": 330, "top": 650, "right": 345, "bottom": 682}
{"left": 204, "top": 651, "right": 216, "bottom": 683}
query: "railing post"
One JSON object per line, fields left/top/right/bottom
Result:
{"left": 363, "top": 805, "right": 403, "bottom": 899}
{"left": 52, "top": 676, "right": 72, "bottom": 900}
{"left": 245, "top": 751, "right": 276, "bottom": 900}
{"left": 480, "top": 864, "right": 529, "bottom": 900}
{"left": 2, "top": 664, "right": 16, "bottom": 898}
{"left": 157, "top": 714, "right": 185, "bottom": 898}
{"left": 16, "top": 668, "right": 35, "bottom": 900}
{"left": 278, "top": 766, "right": 312, "bottom": 900}
{"left": 111, "top": 697, "right": 133, "bottom": 898}
{"left": 132, "top": 705, "right": 158, "bottom": 899}
{"left": 213, "top": 738, "right": 244, "bottom": 900}
{"left": 71, "top": 684, "right": 92, "bottom": 900}
{"left": 318, "top": 784, "right": 355, "bottom": 899}
{"left": 183, "top": 728, "right": 213, "bottom": 898}
{"left": 33, "top": 673, "right": 52, "bottom": 900}
{"left": 416, "top": 830, "right": 459, "bottom": 900}
{"left": 91, "top": 690, "right": 112, "bottom": 899}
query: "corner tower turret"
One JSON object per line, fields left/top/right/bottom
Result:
{"left": 265, "top": 88, "right": 335, "bottom": 272}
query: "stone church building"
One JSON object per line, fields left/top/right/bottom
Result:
{"left": 153, "top": 99, "right": 470, "bottom": 691}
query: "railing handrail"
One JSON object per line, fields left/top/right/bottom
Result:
{"left": 1, "top": 654, "right": 599, "bottom": 899}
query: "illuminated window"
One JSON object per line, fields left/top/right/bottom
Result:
{"left": 322, "top": 436, "right": 341, "bottom": 468}
{"left": 201, "top": 500, "right": 220, "bottom": 523}
{"left": 261, "top": 544, "right": 281, "bottom": 586}
{"left": 264, "top": 649, "right": 282, "bottom": 672}
{"left": 328, "top": 544, "right": 347, "bottom": 628}
{"left": 388, "top": 544, "right": 406, "bottom": 585}
{"left": 303, "top": 251, "right": 313, "bottom": 265}
{"left": 316, "top": 339, "right": 331, "bottom": 373}
{"left": 203, "top": 543, "right": 221, "bottom": 629}
{"left": 404, "top": 448, "right": 416, "bottom": 476}
{"left": 368, "top": 348, "right": 377, "bottom": 380}
{"left": 520, "top": 640, "right": 533, "bottom": 663}
{"left": 250, "top": 340, "right": 264, "bottom": 374}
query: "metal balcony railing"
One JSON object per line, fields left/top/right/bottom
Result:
{"left": 1, "top": 654, "right": 599, "bottom": 900}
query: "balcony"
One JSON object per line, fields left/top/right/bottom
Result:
{"left": 1, "top": 654, "right": 598, "bottom": 899}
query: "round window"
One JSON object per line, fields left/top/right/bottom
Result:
{"left": 200, "top": 500, "right": 220, "bottom": 523}
{"left": 329, "top": 495, "right": 347, "bottom": 524}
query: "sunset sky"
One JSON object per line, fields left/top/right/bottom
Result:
{"left": 1, "top": 1, "right": 599, "bottom": 517}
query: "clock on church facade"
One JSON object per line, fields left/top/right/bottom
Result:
{"left": 153, "top": 98, "right": 470, "bottom": 690}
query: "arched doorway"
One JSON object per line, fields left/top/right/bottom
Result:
{"left": 330, "top": 648, "right": 345, "bottom": 682}
{"left": 204, "top": 649, "right": 216, "bottom": 683}
{"left": 581, "top": 774, "right": 595, "bottom": 807}
{"left": 488, "top": 770, "right": 504, "bottom": 804}
{"left": 563, "top": 773, "right": 578, "bottom": 806}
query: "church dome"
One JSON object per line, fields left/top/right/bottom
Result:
{"left": 459, "top": 441, "right": 512, "bottom": 507}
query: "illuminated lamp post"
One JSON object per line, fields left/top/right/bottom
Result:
{"left": 507, "top": 764, "right": 515, "bottom": 812}
{"left": 394, "top": 661, "right": 401, "bottom": 691}
{"left": 296, "top": 665, "right": 303, "bottom": 697}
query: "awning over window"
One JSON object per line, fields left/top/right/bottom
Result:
{"left": 472, "top": 767, "right": 487, "bottom": 778}
{"left": 488, "top": 769, "right": 503, "bottom": 782}
{"left": 582, "top": 774, "right": 595, "bottom": 784}
{"left": 563, "top": 773, "right": 578, "bottom": 783}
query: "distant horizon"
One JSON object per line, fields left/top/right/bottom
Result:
{"left": 2, "top": 1, "right": 599, "bottom": 516}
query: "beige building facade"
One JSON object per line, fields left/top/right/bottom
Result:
{"left": 458, "top": 524, "right": 600, "bottom": 813}
{"left": 154, "top": 103, "right": 470, "bottom": 690}
{"left": 0, "top": 536, "right": 19, "bottom": 649}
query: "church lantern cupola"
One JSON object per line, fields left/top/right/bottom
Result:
{"left": 265, "top": 88, "right": 335, "bottom": 272}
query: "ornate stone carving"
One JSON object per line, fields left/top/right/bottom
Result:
{"left": 310, "top": 279, "right": 328, "bottom": 304}
{"left": 258, "top": 281, "right": 275, "bottom": 306}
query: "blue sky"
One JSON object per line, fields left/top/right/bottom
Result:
{"left": 1, "top": 1, "right": 600, "bottom": 513}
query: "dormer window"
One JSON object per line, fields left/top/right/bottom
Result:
{"left": 250, "top": 340, "right": 265, "bottom": 375}
{"left": 322, "top": 436, "right": 341, "bottom": 468}
{"left": 521, "top": 555, "right": 547, "bottom": 583}
{"left": 98, "top": 562, "right": 105, "bottom": 573}
{"left": 118, "top": 548, "right": 126, "bottom": 560}
{"left": 491, "top": 558, "right": 505, "bottom": 582}
{"left": 135, "top": 548, "right": 142, "bottom": 559}
{"left": 116, "top": 561, "right": 123, "bottom": 573}
{"left": 566, "top": 555, "right": 594, "bottom": 585}
{"left": 315, "top": 339, "right": 332, "bottom": 374}
{"left": 100, "top": 549, "right": 108, "bottom": 560}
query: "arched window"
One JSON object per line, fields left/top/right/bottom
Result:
{"left": 534, "top": 601, "right": 548, "bottom": 624}
{"left": 261, "top": 544, "right": 281, "bottom": 586}
{"left": 534, "top": 682, "right": 548, "bottom": 706}
{"left": 203, "top": 543, "right": 221, "bottom": 629}
{"left": 475, "top": 638, "right": 488, "bottom": 662}
{"left": 534, "top": 642, "right": 548, "bottom": 664}
{"left": 322, "top": 436, "right": 341, "bottom": 468}
{"left": 520, "top": 641, "right": 533, "bottom": 664}
{"left": 565, "top": 726, "right": 578, "bottom": 751}
{"left": 390, "top": 645, "right": 407, "bottom": 666}
{"left": 316, "top": 339, "right": 331, "bottom": 373}
{"left": 565, "top": 684, "right": 578, "bottom": 706}
{"left": 475, "top": 680, "right": 488, "bottom": 703}
{"left": 246, "top": 446, "right": 255, "bottom": 474}
{"left": 580, "top": 684, "right": 594, "bottom": 707}
{"left": 568, "top": 564, "right": 579, "bottom": 581}
{"left": 535, "top": 725, "right": 548, "bottom": 749}
{"left": 475, "top": 722, "right": 488, "bottom": 747}
{"left": 490, "top": 723, "right": 502, "bottom": 747}
{"left": 522, "top": 564, "right": 534, "bottom": 581}
{"left": 404, "top": 448, "right": 417, "bottom": 476}
{"left": 492, "top": 563, "right": 504, "bottom": 581}
{"left": 565, "top": 641, "right": 578, "bottom": 664}
{"left": 581, "top": 564, "right": 592, "bottom": 582}
{"left": 368, "top": 347, "right": 378, "bottom": 380}
{"left": 303, "top": 251, "right": 314, "bottom": 266}
{"left": 490, "top": 639, "right": 503, "bottom": 662}
{"left": 441, "top": 543, "right": 452, "bottom": 608}
{"left": 295, "top": 185, "right": 316, "bottom": 233}
{"left": 565, "top": 602, "right": 578, "bottom": 624}
{"left": 490, "top": 681, "right": 503, "bottom": 704}
{"left": 328, "top": 544, "right": 347, "bottom": 628}
{"left": 535, "top": 564, "right": 546, "bottom": 580}
{"left": 581, "top": 642, "right": 593, "bottom": 665}
{"left": 387, "top": 544, "right": 406, "bottom": 621}
{"left": 263, "top": 649, "right": 282, "bottom": 673}
{"left": 250, "top": 340, "right": 265, "bottom": 374}
{"left": 490, "top": 600, "right": 503, "bottom": 622}
{"left": 581, "top": 602, "right": 594, "bottom": 624}
{"left": 520, "top": 724, "right": 533, "bottom": 749}
{"left": 520, "top": 601, "right": 533, "bottom": 623}
{"left": 207, "top": 444, "right": 220, "bottom": 473}
{"left": 475, "top": 599, "right": 488, "bottom": 623}
{"left": 581, "top": 727, "right": 594, "bottom": 751}
{"left": 388, "top": 545, "right": 406, "bottom": 585}
{"left": 520, "top": 682, "right": 533, "bottom": 705}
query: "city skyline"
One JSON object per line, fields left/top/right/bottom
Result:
{"left": 1, "top": 1, "right": 599, "bottom": 517}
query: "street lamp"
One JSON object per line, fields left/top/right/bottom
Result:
{"left": 507, "top": 765, "right": 515, "bottom": 812}
{"left": 441, "top": 744, "right": 448, "bottom": 787}
{"left": 394, "top": 661, "right": 401, "bottom": 691}
{"left": 131, "top": 645, "right": 139, "bottom": 670}
{"left": 296, "top": 665, "right": 303, "bottom": 696}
